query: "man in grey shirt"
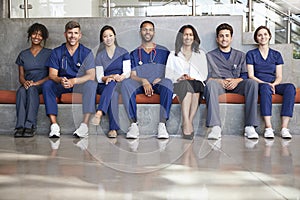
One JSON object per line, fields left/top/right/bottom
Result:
{"left": 205, "top": 23, "right": 259, "bottom": 139}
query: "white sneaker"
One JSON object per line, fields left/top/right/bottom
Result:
{"left": 281, "top": 128, "right": 292, "bottom": 139}
{"left": 49, "top": 123, "right": 60, "bottom": 138}
{"left": 244, "top": 126, "right": 259, "bottom": 139}
{"left": 208, "top": 126, "right": 221, "bottom": 140}
{"left": 73, "top": 123, "right": 89, "bottom": 138}
{"left": 126, "top": 123, "right": 139, "bottom": 139}
{"left": 157, "top": 123, "right": 169, "bottom": 139}
{"left": 264, "top": 128, "right": 274, "bottom": 139}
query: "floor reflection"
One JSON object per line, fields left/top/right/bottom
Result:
{"left": 0, "top": 134, "right": 299, "bottom": 199}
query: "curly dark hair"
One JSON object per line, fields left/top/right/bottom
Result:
{"left": 27, "top": 23, "right": 49, "bottom": 45}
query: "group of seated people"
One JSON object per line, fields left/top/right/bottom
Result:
{"left": 14, "top": 20, "right": 296, "bottom": 141}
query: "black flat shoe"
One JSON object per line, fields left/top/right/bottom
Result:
{"left": 23, "top": 128, "right": 36, "bottom": 137}
{"left": 14, "top": 128, "right": 24, "bottom": 138}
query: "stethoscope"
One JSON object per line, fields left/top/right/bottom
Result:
{"left": 138, "top": 44, "right": 157, "bottom": 65}
{"left": 61, "top": 44, "right": 82, "bottom": 70}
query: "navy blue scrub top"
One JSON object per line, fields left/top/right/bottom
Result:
{"left": 46, "top": 43, "right": 95, "bottom": 78}
{"left": 16, "top": 48, "right": 52, "bottom": 82}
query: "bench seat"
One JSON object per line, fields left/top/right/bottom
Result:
{"left": 1, "top": 88, "right": 299, "bottom": 104}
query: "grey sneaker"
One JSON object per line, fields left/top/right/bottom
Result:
{"left": 126, "top": 123, "right": 139, "bottom": 139}
{"left": 244, "top": 126, "right": 259, "bottom": 139}
{"left": 208, "top": 126, "right": 222, "bottom": 140}
{"left": 281, "top": 128, "right": 292, "bottom": 139}
{"left": 49, "top": 123, "right": 60, "bottom": 138}
{"left": 73, "top": 123, "right": 89, "bottom": 138}
{"left": 157, "top": 123, "right": 169, "bottom": 139}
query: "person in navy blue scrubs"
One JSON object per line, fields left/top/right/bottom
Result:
{"left": 121, "top": 20, "right": 173, "bottom": 139}
{"left": 15, "top": 23, "right": 52, "bottom": 137}
{"left": 90, "top": 25, "right": 131, "bottom": 138}
{"left": 246, "top": 25, "right": 296, "bottom": 139}
{"left": 43, "top": 21, "right": 97, "bottom": 138}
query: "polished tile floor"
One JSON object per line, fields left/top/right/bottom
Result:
{"left": 0, "top": 132, "right": 300, "bottom": 200}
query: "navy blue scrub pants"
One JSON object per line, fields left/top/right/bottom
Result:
{"left": 15, "top": 85, "right": 42, "bottom": 129}
{"left": 121, "top": 78, "right": 173, "bottom": 122}
{"left": 259, "top": 83, "right": 296, "bottom": 117}
{"left": 43, "top": 80, "right": 97, "bottom": 116}
{"left": 96, "top": 81, "right": 120, "bottom": 130}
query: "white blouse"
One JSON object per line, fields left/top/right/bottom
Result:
{"left": 165, "top": 50, "right": 208, "bottom": 85}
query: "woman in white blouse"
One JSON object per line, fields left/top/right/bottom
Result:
{"left": 166, "top": 25, "right": 208, "bottom": 139}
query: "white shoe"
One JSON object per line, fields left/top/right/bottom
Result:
{"left": 73, "top": 123, "right": 89, "bottom": 138}
{"left": 49, "top": 123, "right": 60, "bottom": 138}
{"left": 208, "top": 126, "right": 221, "bottom": 140}
{"left": 281, "top": 128, "right": 292, "bottom": 139}
{"left": 244, "top": 126, "right": 259, "bottom": 139}
{"left": 264, "top": 128, "right": 274, "bottom": 139}
{"left": 126, "top": 123, "right": 139, "bottom": 139}
{"left": 157, "top": 123, "right": 169, "bottom": 139}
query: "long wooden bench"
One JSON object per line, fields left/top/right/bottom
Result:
{"left": 1, "top": 89, "right": 300, "bottom": 104}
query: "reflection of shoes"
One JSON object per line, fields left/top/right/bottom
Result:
{"left": 264, "top": 128, "right": 274, "bottom": 139}
{"left": 158, "top": 139, "right": 169, "bottom": 152}
{"left": 244, "top": 126, "right": 259, "bottom": 139}
{"left": 23, "top": 128, "right": 36, "bottom": 137}
{"left": 49, "top": 138, "right": 61, "bottom": 150}
{"left": 107, "top": 130, "right": 117, "bottom": 138}
{"left": 281, "top": 138, "right": 292, "bottom": 147}
{"left": 208, "top": 126, "right": 221, "bottom": 140}
{"left": 281, "top": 128, "right": 292, "bottom": 139}
{"left": 108, "top": 138, "right": 118, "bottom": 145}
{"left": 208, "top": 138, "right": 221, "bottom": 151}
{"left": 157, "top": 123, "right": 169, "bottom": 139}
{"left": 73, "top": 123, "right": 89, "bottom": 138}
{"left": 126, "top": 123, "right": 139, "bottom": 139}
{"left": 49, "top": 123, "right": 60, "bottom": 138}
{"left": 182, "top": 132, "right": 194, "bottom": 140}
{"left": 128, "top": 138, "right": 139, "bottom": 152}
{"left": 73, "top": 138, "right": 88, "bottom": 150}
{"left": 264, "top": 138, "right": 274, "bottom": 147}
{"left": 14, "top": 128, "right": 24, "bottom": 138}
{"left": 90, "top": 115, "right": 101, "bottom": 126}
{"left": 244, "top": 138, "right": 258, "bottom": 149}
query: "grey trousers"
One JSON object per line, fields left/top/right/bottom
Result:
{"left": 204, "top": 79, "right": 259, "bottom": 127}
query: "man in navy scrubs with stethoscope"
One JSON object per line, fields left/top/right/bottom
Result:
{"left": 43, "top": 21, "right": 97, "bottom": 138}
{"left": 121, "top": 20, "right": 173, "bottom": 139}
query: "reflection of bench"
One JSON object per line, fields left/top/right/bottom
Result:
{"left": 1, "top": 89, "right": 300, "bottom": 135}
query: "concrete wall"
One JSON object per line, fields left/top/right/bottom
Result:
{"left": 1, "top": 16, "right": 245, "bottom": 90}
{"left": 1, "top": 16, "right": 298, "bottom": 90}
